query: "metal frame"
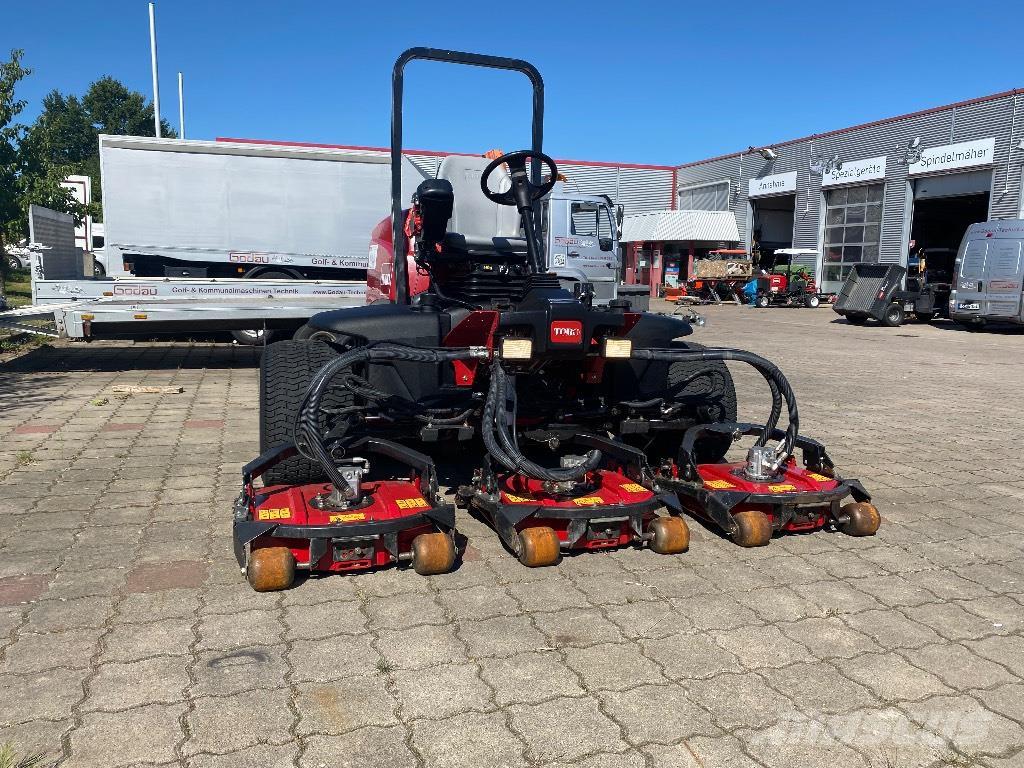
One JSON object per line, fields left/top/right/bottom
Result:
{"left": 390, "top": 47, "right": 545, "bottom": 305}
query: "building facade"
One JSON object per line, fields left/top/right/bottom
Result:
{"left": 674, "top": 90, "right": 1024, "bottom": 293}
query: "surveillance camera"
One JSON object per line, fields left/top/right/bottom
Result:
{"left": 758, "top": 147, "right": 778, "bottom": 162}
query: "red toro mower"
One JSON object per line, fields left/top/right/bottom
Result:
{"left": 232, "top": 48, "right": 879, "bottom": 591}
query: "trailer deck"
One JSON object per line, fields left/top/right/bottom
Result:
{"left": 1, "top": 256, "right": 366, "bottom": 339}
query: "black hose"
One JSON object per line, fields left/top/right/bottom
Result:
{"left": 482, "top": 360, "right": 602, "bottom": 482}
{"left": 296, "top": 344, "right": 480, "bottom": 491}
{"left": 632, "top": 347, "right": 798, "bottom": 461}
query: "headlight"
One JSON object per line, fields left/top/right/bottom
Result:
{"left": 500, "top": 338, "right": 533, "bottom": 360}
{"left": 601, "top": 338, "right": 633, "bottom": 358}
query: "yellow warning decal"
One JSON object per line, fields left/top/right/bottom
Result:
{"left": 704, "top": 479, "right": 735, "bottom": 490}
{"left": 573, "top": 496, "right": 604, "bottom": 506}
{"left": 257, "top": 507, "right": 291, "bottom": 521}
{"left": 395, "top": 497, "right": 430, "bottom": 510}
{"left": 807, "top": 472, "right": 833, "bottom": 483}
{"left": 329, "top": 512, "right": 367, "bottom": 523}
{"left": 768, "top": 484, "right": 797, "bottom": 493}
{"left": 620, "top": 483, "right": 647, "bottom": 494}
{"left": 503, "top": 493, "right": 535, "bottom": 504}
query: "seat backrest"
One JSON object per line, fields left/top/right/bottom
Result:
{"left": 436, "top": 156, "right": 520, "bottom": 240}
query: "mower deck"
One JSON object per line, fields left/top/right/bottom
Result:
{"left": 233, "top": 441, "right": 457, "bottom": 591}
{"left": 461, "top": 466, "right": 689, "bottom": 566}
{"left": 660, "top": 422, "right": 878, "bottom": 546}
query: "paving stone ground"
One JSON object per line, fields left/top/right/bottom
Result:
{"left": 1, "top": 304, "right": 1022, "bottom": 767}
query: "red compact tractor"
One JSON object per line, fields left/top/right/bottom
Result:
{"left": 232, "top": 49, "right": 880, "bottom": 591}
{"left": 752, "top": 249, "right": 826, "bottom": 308}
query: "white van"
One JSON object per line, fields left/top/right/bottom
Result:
{"left": 949, "top": 219, "right": 1024, "bottom": 329}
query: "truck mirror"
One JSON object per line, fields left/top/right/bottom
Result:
{"left": 599, "top": 237, "right": 614, "bottom": 252}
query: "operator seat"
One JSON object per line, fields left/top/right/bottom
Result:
{"left": 422, "top": 155, "right": 529, "bottom": 261}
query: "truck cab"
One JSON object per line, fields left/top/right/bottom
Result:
{"left": 366, "top": 155, "right": 622, "bottom": 304}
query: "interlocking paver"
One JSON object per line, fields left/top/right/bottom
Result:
{"left": 295, "top": 677, "right": 398, "bottom": 735}
{"left": 70, "top": 703, "right": 185, "bottom": 767}
{"left": 479, "top": 651, "right": 586, "bottom": 705}
{"left": 509, "top": 695, "right": 626, "bottom": 763}
{"left": 392, "top": 662, "right": 492, "bottom": 720}
{"left": 412, "top": 710, "right": 529, "bottom": 768}
{"left": 600, "top": 683, "right": 719, "bottom": 745}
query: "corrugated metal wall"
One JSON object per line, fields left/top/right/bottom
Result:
{"left": 404, "top": 153, "right": 674, "bottom": 216}
{"left": 674, "top": 91, "right": 1023, "bottom": 269}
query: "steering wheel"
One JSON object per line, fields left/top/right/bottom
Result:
{"left": 480, "top": 150, "right": 558, "bottom": 209}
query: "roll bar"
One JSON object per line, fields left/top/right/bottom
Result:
{"left": 390, "top": 47, "right": 546, "bottom": 304}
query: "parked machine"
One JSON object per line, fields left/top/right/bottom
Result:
{"left": 950, "top": 219, "right": 1024, "bottom": 330}
{"left": 752, "top": 249, "right": 826, "bottom": 308}
{"left": 833, "top": 264, "right": 909, "bottom": 326}
{"left": 232, "top": 48, "right": 880, "bottom": 592}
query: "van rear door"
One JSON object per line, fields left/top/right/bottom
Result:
{"left": 954, "top": 238, "right": 987, "bottom": 316}
{"left": 981, "top": 238, "right": 1023, "bottom": 318}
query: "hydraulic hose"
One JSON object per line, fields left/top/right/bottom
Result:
{"left": 482, "top": 360, "right": 602, "bottom": 482}
{"left": 631, "top": 347, "right": 798, "bottom": 468}
{"left": 295, "top": 343, "right": 483, "bottom": 491}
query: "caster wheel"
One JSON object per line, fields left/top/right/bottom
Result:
{"left": 411, "top": 532, "right": 456, "bottom": 575}
{"left": 247, "top": 547, "right": 296, "bottom": 592}
{"left": 839, "top": 502, "right": 881, "bottom": 537}
{"left": 517, "top": 526, "right": 561, "bottom": 568}
{"left": 648, "top": 516, "right": 690, "bottom": 554}
{"left": 731, "top": 510, "right": 772, "bottom": 547}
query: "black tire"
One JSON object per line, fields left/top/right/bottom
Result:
{"left": 754, "top": 295, "right": 770, "bottom": 308}
{"left": 846, "top": 313, "right": 868, "bottom": 325}
{"left": 92, "top": 260, "right": 106, "bottom": 277}
{"left": 880, "top": 303, "right": 904, "bottom": 327}
{"left": 6, "top": 254, "right": 22, "bottom": 271}
{"left": 259, "top": 340, "right": 350, "bottom": 485}
{"left": 804, "top": 295, "right": 820, "bottom": 308}
{"left": 660, "top": 342, "right": 738, "bottom": 464}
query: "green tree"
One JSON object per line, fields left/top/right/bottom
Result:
{"left": 21, "top": 75, "right": 176, "bottom": 215}
{"left": 0, "top": 48, "right": 31, "bottom": 293}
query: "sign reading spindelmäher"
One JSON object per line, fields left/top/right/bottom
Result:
{"left": 748, "top": 171, "right": 797, "bottom": 197}
{"left": 822, "top": 156, "right": 887, "bottom": 187}
{"left": 909, "top": 138, "right": 995, "bottom": 176}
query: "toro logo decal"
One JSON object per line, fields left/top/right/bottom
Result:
{"left": 549, "top": 320, "right": 583, "bottom": 344}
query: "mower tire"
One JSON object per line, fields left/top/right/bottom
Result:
{"left": 648, "top": 516, "right": 690, "bottom": 554}
{"left": 259, "top": 339, "right": 350, "bottom": 485}
{"left": 517, "top": 526, "right": 561, "bottom": 567}
{"left": 804, "top": 295, "right": 820, "bottom": 308}
{"left": 754, "top": 294, "right": 770, "bottom": 308}
{"left": 411, "top": 532, "right": 457, "bottom": 575}
{"left": 665, "top": 343, "right": 738, "bottom": 464}
{"left": 880, "top": 303, "right": 905, "bottom": 327}
{"left": 839, "top": 502, "right": 881, "bottom": 537}
{"left": 247, "top": 547, "right": 296, "bottom": 592}
{"left": 731, "top": 509, "right": 772, "bottom": 547}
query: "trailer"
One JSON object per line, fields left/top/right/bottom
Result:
{"left": 0, "top": 210, "right": 367, "bottom": 342}
{"left": 96, "top": 135, "right": 428, "bottom": 281}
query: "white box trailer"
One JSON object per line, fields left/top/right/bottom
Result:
{"left": 98, "top": 135, "right": 428, "bottom": 280}
{"left": 0, "top": 206, "right": 367, "bottom": 343}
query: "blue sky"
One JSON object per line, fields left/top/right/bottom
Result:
{"left": 4, "top": 0, "right": 1020, "bottom": 166}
